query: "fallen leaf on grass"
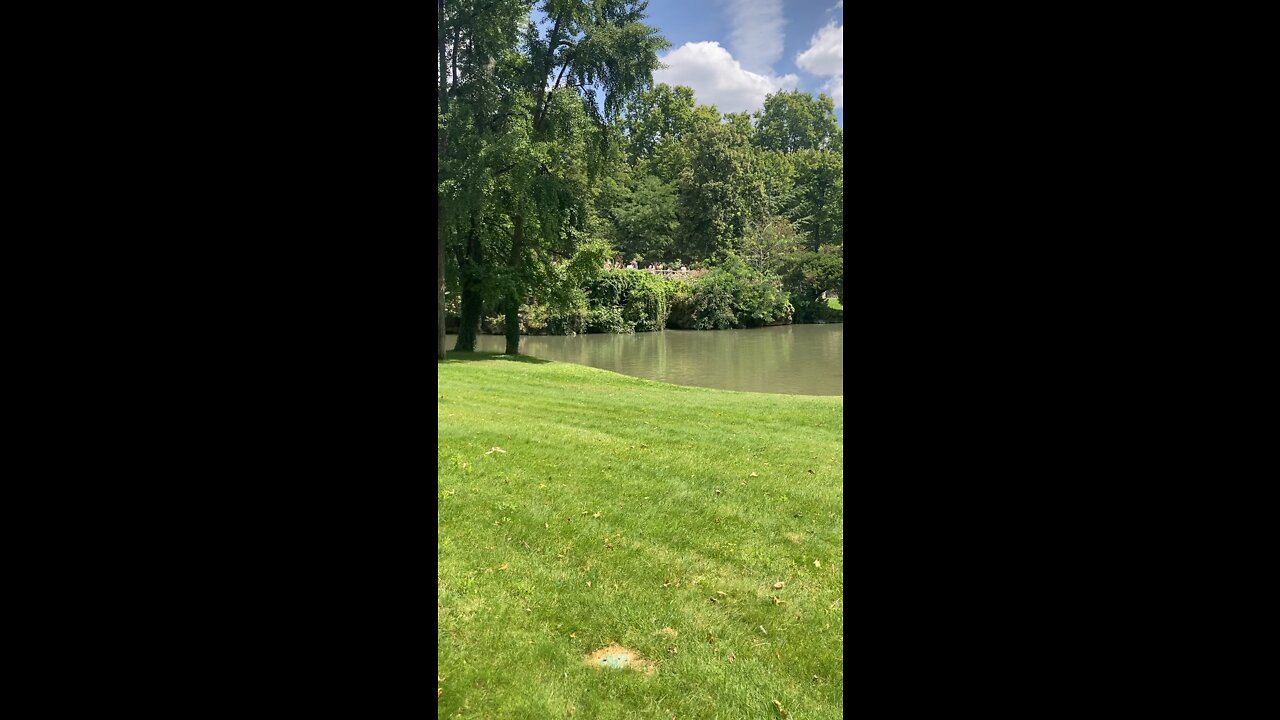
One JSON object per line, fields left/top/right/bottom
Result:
{"left": 499, "top": 563, "right": 509, "bottom": 571}
{"left": 759, "top": 625, "right": 768, "bottom": 635}
{"left": 484, "top": 447, "right": 506, "bottom": 455}
{"left": 774, "top": 581, "right": 785, "bottom": 589}
{"left": 750, "top": 472, "right": 759, "bottom": 477}
{"left": 660, "top": 627, "right": 678, "bottom": 637}
{"left": 728, "top": 654, "right": 736, "bottom": 663}
{"left": 814, "top": 560, "right": 822, "bottom": 568}
{"left": 773, "top": 699, "right": 791, "bottom": 718}
{"left": 438, "top": 688, "right": 443, "bottom": 699}
{"left": 772, "top": 596, "right": 785, "bottom": 605}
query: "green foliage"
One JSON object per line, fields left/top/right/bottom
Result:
{"left": 668, "top": 253, "right": 791, "bottom": 329}
{"left": 779, "top": 246, "right": 843, "bottom": 323}
{"left": 619, "top": 270, "right": 675, "bottom": 332}
{"left": 740, "top": 216, "right": 802, "bottom": 274}
{"left": 786, "top": 149, "right": 843, "bottom": 251}
{"left": 609, "top": 175, "right": 678, "bottom": 261}
{"left": 441, "top": 3, "right": 845, "bottom": 345}
{"left": 676, "top": 122, "right": 768, "bottom": 262}
{"left": 586, "top": 305, "right": 632, "bottom": 333}
{"left": 521, "top": 298, "right": 588, "bottom": 335}
{"left": 584, "top": 268, "right": 676, "bottom": 333}
{"left": 621, "top": 83, "right": 698, "bottom": 159}
{"left": 752, "top": 90, "right": 840, "bottom": 153}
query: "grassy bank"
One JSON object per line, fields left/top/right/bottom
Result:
{"left": 438, "top": 354, "right": 843, "bottom": 718}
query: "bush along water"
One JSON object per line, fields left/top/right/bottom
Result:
{"left": 459, "top": 253, "right": 833, "bottom": 336}
{"left": 667, "top": 253, "right": 792, "bottom": 329}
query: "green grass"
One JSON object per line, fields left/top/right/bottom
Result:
{"left": 826, "top": 296, "right": 843, "bottom": 311}
{"left": 438, "top": 353, "right": 843, "bottom": 719}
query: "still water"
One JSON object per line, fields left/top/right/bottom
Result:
{"left": 449, "top": 324, "right": 842, "bottom": 396}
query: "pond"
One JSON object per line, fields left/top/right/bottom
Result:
{"left": 448, "top": 324, "right": 842, "bottom": 396}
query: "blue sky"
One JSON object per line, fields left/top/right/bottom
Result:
{"left": 533, "top": 1, "right": 843, "bottom": 125}
{"left": 643, "top": 0, "right": 843, "bottom": 124}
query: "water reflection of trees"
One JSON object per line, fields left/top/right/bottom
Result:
{"left": 454, "top": 326, "right": 841, "bottom": 395}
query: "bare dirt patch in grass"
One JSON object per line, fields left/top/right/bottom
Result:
{"left": 585, "top": 644, "right": 656, "bottom": 673}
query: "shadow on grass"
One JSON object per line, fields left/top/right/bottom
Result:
{"left": 439, "top": 351, "right": 552, "bottom": 365}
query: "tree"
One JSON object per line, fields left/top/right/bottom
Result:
{"left": 676, "top": 120, "right": 767, "bottom": 262}
{"left": 752, "top": 90, "right": 839, "bottom": 153}
{"left": 778, "top": 244, "right": 843, "bottom": 322}
{"left": 485, "top": 0, "right": 667, "bottom": 354}
{"left": 740, "top": 216, "right": 802, "bottom": 274}
{"left": 787, "top": 149, "right": 842, "bottom": 252}
{"left": 438, "top": 0, "right": 529, "bottom": 353}
{"left": 609, "top": 174, "right": 678, "bottom": 262}
{"left": 438, "top": 0, "right": 450, "bottom": 360}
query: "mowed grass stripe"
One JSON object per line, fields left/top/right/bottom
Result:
{"left": 438, "top": 353, "right": 843, "bottom": 719}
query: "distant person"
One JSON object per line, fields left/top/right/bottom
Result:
{"left": 628, "top": 260, "right": 637, "bottom": 269}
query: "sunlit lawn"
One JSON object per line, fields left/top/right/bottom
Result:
{"left": 438, "top": 353, "right": 844, "bottom": 718}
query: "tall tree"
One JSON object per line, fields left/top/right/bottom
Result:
{"left": 488, "top": 0, "right": 667, "bottom": 354}
{"left": 787, "top": 149, "right": 842, "bottom": 251}
{"left": 438, "top": 0, "right": 449, "bottom": 360}
{"left": 439, "top": 0, "right": 528, "bottom": 352}
{"left": 752, "top": 90, "right": 839, "bottom": 153}
{"left": 675, "top": 120, "right": 767, "bottom": 262}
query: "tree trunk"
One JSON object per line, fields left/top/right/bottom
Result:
{"left": 454, "top": 211, "right": 483, "bottom": 352}
{"left": 504, "top": 214, "right": 524, "bottom": 355}
{"left": 438, "top": 204, "right": 447, "bottom": 359}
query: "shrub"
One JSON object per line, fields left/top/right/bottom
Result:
{"left": 667, "top": 253, "right": 791, "bottom": 329}
{"left": 585, "top": 269, "right": 676, "bottom": 333}
{"left": 586, "top": 305, "right": 632, "bottom": 334}
{"left": 779, "top": 248, "right": 842, "bottom": 323}
{"left": 522, "top": 301, "right": 587, "bottom": 335}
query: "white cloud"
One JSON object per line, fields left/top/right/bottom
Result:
{"left": 796, "top": 21, "right": 842, "bottom": 76}
{"left": 654, "top": 41, "right": 800, "bottom": 115}
{"left": 796, "top": 21, "right": 843, "bottom": 109}
{"left": 821, "top": 76, "right": 843, "bottom": 109}
{"left": 720, "top": 0, "right": 786, "bottom": 74}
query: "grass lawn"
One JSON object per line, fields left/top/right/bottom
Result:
{"left": 438, "top": 353, "right": 843, "bottom": 718}
{"left": 827, "top": 296, "right": 843, "bottom": 311}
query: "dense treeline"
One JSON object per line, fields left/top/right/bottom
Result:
{"left": 438, "top": 0, "right": 843, "bottom": 358}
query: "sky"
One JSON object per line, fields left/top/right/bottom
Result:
{"left": 532, "top": 0, "right": 844, "bottom": 125}
{"left": 642, "top": 0, "right": 843, "bottom": 124}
